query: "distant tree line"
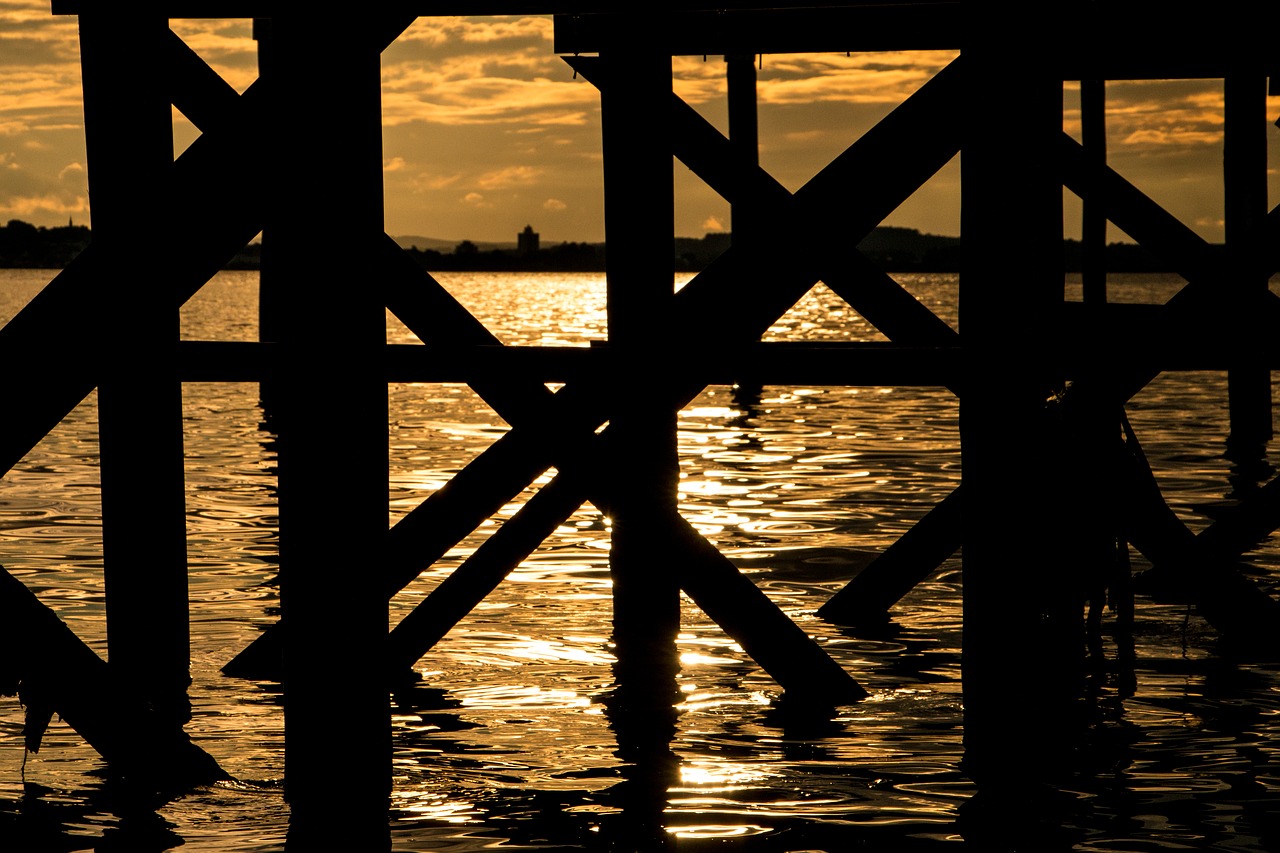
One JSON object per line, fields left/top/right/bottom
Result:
{"left": 0, "top": 218, "right": 1202, "bottom": 274}
{"left": 0, "top": 219, "right": 90, "bottom": 268}
{"left": 408, "top": 239, "right": 608, "bottom": 272}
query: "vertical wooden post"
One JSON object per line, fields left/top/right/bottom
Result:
{"left": 1080, "top": 78, "right": 1107, "bottom": 305}
{"left": 1224, "top": 71, "right": 1272, "bottom": 470}
{"left": 960, "top": 16, "right": 1081, "bottom": 789}
{"left": 269, "top": 16, "right": 390, "bottom": 847}
{"left": 79, "top": 11, "right": 192, "bottom": 731}
{"left": 600, "top": 18, "right": 680, "bottom": 842}
{"left": 601, "top": 16, "right": 679, "bottom": 677}
{"left": 253, "top": 17, "right": 283, "bottom": 349}
{"left": 726, "top": 53, "right": 762, "bottom": 249}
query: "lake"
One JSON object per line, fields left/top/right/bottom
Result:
{"left": 2, "top": 268, "right": 1279, "bottom": 850}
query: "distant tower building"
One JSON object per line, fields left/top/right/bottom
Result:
{"left": 517, "top": 224, "right": 539, "bottom": 257}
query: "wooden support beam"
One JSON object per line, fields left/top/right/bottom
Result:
{"left": 726, "top": 53, "right": 762, "bottom": 250}
{"left": 0, "top": 85, "right": 267, "bottom": 477}
{"left": 566, "top": 53, "right": 962, "bottom": 349}
{"left": 230, "top": 60, "right": 967, "bottom": 689}
{"left": 80, "top": 10, "right": 193, "bottom": 732}
{"left": 960, "top": 13, "right": 1079, "bottom": 783}
{"left": 386, "top": 468, "right": 590, "bottom": 674}
{"left": 166, "top": 27, "right": 241, "bottom": 132}
{"left": 1223, "top": 72, "right": 1274, "bottom": 460}
{"left": 557, "top": 4, "right": 1280, "bottom": 79}
{"left": 817, "top": 486, "right": 962, "bottom": 626}
{"left": 598, "top": 13, "right": 683, "bottom": 709}
{"left": 0, "top": 565, "right": 228, "bottom": 786}
{"left": 1060, "top": 132, "right": 1219, "bottom": 283}
{"left": 1118, "top": 421, "right": 1280, "bottom": 652}
{"left": 670, "top": 516, "right": 867, "bottom": 703}
{"left": 267, "top": 15, "right": 389, "bottom": 846}
{"left": 0, "top": 12, "right": 415, "bottom": 478}
{"left": 1080, "top": 78, "right": 1107, "bottom": 305}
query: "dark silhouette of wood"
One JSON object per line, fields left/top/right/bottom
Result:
{"left": 1080, "top": 78, "right": 1107, "bottom": 304}
{"left": 0, "top": 14, "right": 416, "bottom": 477}
{"left": 817, "top": 487, "right": 962, "bottom": 626}
{"left": 0, "top": 564, "right": 227, "bottom": 786}
{"left": 1059, "top": 132, "right": 1221, "bottom": 280}
{"left": 234, "top": 56, "right": 984, "bottom": 696}
{"left": 166, "top": 27, "right": 241, "bottom": 132}
{"left": 960, "top": 21, "right": 1081, "bottom": 784}
{"left": 1118, "top": 419, "right": 1280, "bottom": 651}
{"left": 565, "top": 52, "right": 963, "bottom": 347}
{"left": 267, "top": 15, "right": 390, "bottom": 848}
{"left": 726, "top": 53, "right": 762, "bottom": 251}
{"left": 1223, "top": 72, "right": 1273, "bottom": 462}
{"left": 80, "top": 11, "right": 193, "bottom": 732}
{"left": 598, "top": 15, "right": 683, "bottom": 714}
{"left": 17, "top": 9, "right": 1280, "bottom": 845}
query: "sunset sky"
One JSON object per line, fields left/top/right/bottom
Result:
{"left": 2, "top": 3, "right": 1277, "bottom": 246}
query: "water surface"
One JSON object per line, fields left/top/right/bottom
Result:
{"left": 2, "top": 268, "right": 1279, "bottom": 850}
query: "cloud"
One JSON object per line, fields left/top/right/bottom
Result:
{"left": 0, "top": 192, "right": 87, "bottom": 219}
{"left": 753, "top": 50, "right": 958, "bottom": 106}
{"left": 475, "top": 165, "right": 543, "bottom": 189}
{"left": 57, "top": 161, "right": 83, "bottom": 183}
{"left": 0, "top": 2, "right": 81, "bottom": 67}
{"left": 1099, "top": 79, "right": 1226, "bottom": 153}
{"left": 702, "top": 215, "right": 726, "bottom": 232}
{"left": 410, "top": 172, "right": 462, "bottom": 192}
{"left": 460, "top": 191, "right": 491, "bottom": 208}
{"left": 392, "top": 16, "right": 553, "bottom": 51}
{"left": 380, "top": 17, "right": 595, "bottom": 128}
{"left": 384, "top": 156, "right": 407, "bottom": 172}
{"left": 382, "top": 69, "right": 596, "bottom": 128}
{"left": 543, "top": 198, "right": 566, "bottom": 211}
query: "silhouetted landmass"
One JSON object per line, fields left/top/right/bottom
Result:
{"left": 0, "top": 220, "right": 90, "bottom": 268}
{"left": 0, "top": 218, "right": 1207, "bottom": 274}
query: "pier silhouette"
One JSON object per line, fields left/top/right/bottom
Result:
{"left": 4, "top": 2, "right": 1280, "bottom": 849}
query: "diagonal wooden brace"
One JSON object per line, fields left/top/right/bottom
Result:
{"left": 0, "top": 564, "right": 228, "bottom": 786}
{"left": 229, "top": 57, "right": 971, "bottom": 681}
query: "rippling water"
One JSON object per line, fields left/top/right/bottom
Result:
{"left": 2, "top": 268, "right": 1280, "bottom": 851}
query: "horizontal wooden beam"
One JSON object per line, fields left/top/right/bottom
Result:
{"left": 53, "top": 3, "right": 1279, "bottom": 78}
{"left": 175, "top": 340, "right": 965, "bottom": 384}
{"left": 52, "top": 1, "right": 954, "bottom": 18}
{"left": 556, "top": 7, "right": 1279, "bottom": 77}
{"left": 172, "top": 333, "right": 1280, "bottom": 385}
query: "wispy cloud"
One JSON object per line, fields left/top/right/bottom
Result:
{"left": 475, "top": 165, "right": 543, "bottom": 189}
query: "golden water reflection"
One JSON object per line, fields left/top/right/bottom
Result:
{"left": 3, "top": 272, "right": 1280, "bottom": 850}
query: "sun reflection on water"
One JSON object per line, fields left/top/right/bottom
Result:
{"left": 4, "top": 272, "right": 1280, "bottom": 850}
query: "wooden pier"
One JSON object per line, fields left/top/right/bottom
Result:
{"left": 3, "top": 1, "right": 1279, "bottom": 846}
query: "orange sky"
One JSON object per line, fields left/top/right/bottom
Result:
{"left": 1, "top": 5, "right": 1277, "bottom": 245}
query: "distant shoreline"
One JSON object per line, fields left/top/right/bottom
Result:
{"left": 0, "top": 219, "right": 1188, "bottom": 274}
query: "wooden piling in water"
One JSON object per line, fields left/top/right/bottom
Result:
{"left": 960, "top": 13, "right": 1081, "bottom": 783}
{"left": 1223, "top": 70, "right": 1273, "bottom": 465}
{"left": 79, "top": 10, "right": 193, "bottom": 733}
{"left": 9, "top": 2, "right": 1280, "bottom": 842}
{"left": 267, "top": 14, "right": 390, "bottom": 846}
{"left": 0, "top": 565, "right": 227, "bottom": 787}
{"left": 599, "top": 15, "right": 683, "bottom": 712}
